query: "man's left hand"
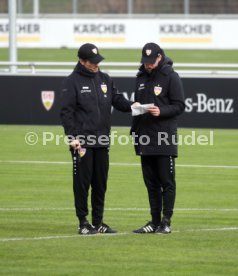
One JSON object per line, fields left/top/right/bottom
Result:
{"left": 148, "top": 106, "right": 160, "bottom": 116}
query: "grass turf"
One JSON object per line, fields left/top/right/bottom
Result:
{"left": 0, "top": 126, "right": 238, "bottom": 275}
{"left": 1, "top": 48, "right": 238, "bottom": 63}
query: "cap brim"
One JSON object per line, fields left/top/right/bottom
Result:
{"left": 88, "top": 55, "right": 104, "bottom": 64}
{"left": 141, "top": 56, "right": 157, "bottom": 64}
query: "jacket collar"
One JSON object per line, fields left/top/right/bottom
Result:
{"left": 74, "top": 61, "right": 98, "bottom": 78}
{"left": 137, "top": 56, "right": 173, "bottom": 77}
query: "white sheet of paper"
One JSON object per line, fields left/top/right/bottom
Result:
{"left": 131, "top": 103, "right": 154, "bottom": 116}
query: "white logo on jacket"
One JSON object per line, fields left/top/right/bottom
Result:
{"left": 80, "top": 86, "right": 91, "bottom": 93}
{"left": 138, "top": 83, "right": 145, "bottom": 91}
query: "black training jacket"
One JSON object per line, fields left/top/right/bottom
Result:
{"left": 60, "top": 62, "right": 132, "bottom": 147}
{"left": 131, "top": 57, "right": 185, "bottom": 157}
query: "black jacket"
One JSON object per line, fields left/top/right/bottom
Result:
{"left": 131, "top": 56, "right": 185, "bottom": 157}
{"left": 60, "top": 62, "right": 132, "bottom": 147}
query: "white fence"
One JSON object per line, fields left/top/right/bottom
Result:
{"left": 1, "top": 61, "right": 238, "bottom": 77}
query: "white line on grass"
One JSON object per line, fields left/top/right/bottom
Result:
{"left": 112, "top": 163, "right": 238, "bottom": 169}
{"left": 173, "top": 227, "right": 238, "bottom": 233}
{"left": 0, "top": 207, "right": 238, "bottom": 212}
{"left": 0, "top": 233, "right": 127, "bottom": 242}
{"left": 1, "top": 227, "right": 238, "bottom": 242}
{"left": 0, "top": 160, "right": 70, "bottom": 165}
{"left": 0, "top": 160, "right": 238, "bottom": 169}
{"left": 176, "top": 164, "right": 238, "bottom": 169}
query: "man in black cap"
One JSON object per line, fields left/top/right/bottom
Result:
{"left": 61, "top": 43, "right": 134, "bottom": 235}
{"left": 131, "top": 42, "right": 185, "bottom": 234}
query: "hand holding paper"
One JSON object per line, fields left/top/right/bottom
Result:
{"left": 147, "top": 105, "right": 161, "bottom": 116}
{"left": 131, "top": 103, "right": 155, "bottom": 116}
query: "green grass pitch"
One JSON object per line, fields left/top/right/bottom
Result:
{"left": 1, "top": 48, "right": 238, "bottom": 63}
{"left": 0, "top": 126, "right": 238, "bottom": 275}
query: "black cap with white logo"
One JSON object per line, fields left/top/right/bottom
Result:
{"left": 141, "top": 42, "right": 163, "bottom": 64}
{"left": 77, "top": 43, "right": 104, "bottom": 64}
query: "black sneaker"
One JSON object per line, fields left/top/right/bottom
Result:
{"left": 94, "top": 222, "right": 117, "bottom": 234}
{"left": 133, "top": 221, "right": 156, "bottom": 234}
{"left": 155, "top": 218, "right": 171, "bottom": 234}
{"left": 78, "top": 222, "right": 98, "bottom": 235}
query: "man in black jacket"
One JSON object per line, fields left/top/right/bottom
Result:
{"left": 131, "top": 42, "right": 185, "bottom": 234}
{"left": 60, "top": 43, "right": 134, "bottom": 235}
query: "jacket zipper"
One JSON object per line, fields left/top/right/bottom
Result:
{"left": 91, "top": 78, "right": 101, "bottom": 121}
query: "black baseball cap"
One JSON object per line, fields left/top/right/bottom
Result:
{"left": 141, "top": 42, "right": 163, "bottom": 64}
{"left": 77, "top": 43, "right": 104, "bottom": 64}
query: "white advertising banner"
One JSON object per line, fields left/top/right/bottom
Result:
{"left": 0, "top": 18, "right": 238, "bottom": 49}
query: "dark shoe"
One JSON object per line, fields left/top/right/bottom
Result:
{"left": 94, "top": 222, "right": 117, "bottom": 234}
{"left": 78, "top": 222, "right": 98, "bottom": 235}
{"left": 155, "top": 217, "right": 171, "bottom": 234}
{"left": 133, "top": 221, "right": 156, "bottom": 234}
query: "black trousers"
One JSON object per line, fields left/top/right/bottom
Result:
{"left": 141, "top": 155, "right": 176, "bottom": 225}
{"left": 71, "top": 147, "right": 109, "bottom": 226}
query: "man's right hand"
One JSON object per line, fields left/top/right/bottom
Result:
{"left": 148, "top": 106, "right": 161, "bottom": 117}
{"left": 69, "top": 139, "right": 81, "bottom": 150}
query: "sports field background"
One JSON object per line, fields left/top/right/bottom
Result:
{"left": 1, "top": 48, "right": 238, "bottom": 64}
{"left": 0, "top": 49, "right": 238, "bottom": 275}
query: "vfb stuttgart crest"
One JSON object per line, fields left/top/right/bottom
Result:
{"left": 101, "top": 83, "right": 107, "bottom": 93}
{"left": 41, "top": 91, "right": 55, "bottom": 111}
{"left": 154, "top": 85, "right": 162, "bottom": 96}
